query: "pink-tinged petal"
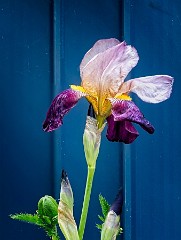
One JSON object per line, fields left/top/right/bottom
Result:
{"left": 80, "top": 38, "right": 120, "bottom": 74}
{"left": 110, "top": 99, "right": 154, "bottom": 134}
{"left": 120, "top": 75, "right": 174, "bottom": 103}
{"left": 81, "top": 41, "right": 139, "bottom": 98}
{"left": 106, "top": 115, "right": 139, "bottom": 144}
{"left": 43, "top": 89, "right": 85, "bottom": 132}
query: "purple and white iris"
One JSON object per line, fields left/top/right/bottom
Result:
{"left": 43, "top": 38, "right": 173, "bottom": 144}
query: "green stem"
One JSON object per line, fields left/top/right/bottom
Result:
{"left": 51, "top": 227, "right": 59, "bottom": 240}
{"left": 78, "top": 166, "right": 95, "bottom": 240}
{"left": 51, "top": 235, "right": 59, "bottom": 240}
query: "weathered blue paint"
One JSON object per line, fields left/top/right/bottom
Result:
{"left": 3, "top": 1, "right": 179, "bottom": 240}
{"left": 0, "top": 0, "right": 123, "bottom": 239}
{"left": 0, "top": 0, "right": 54, "bottom": 239}
{"left": 123, "top": 0, "right": 181, "bottom": 239}
{"left": 53, "top": 1, "right": 123, "bottom": 239}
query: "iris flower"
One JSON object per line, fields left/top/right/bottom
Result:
{"left": 43, "top": 38, "right": 173, "bottom": 144}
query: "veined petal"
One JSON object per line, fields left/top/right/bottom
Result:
{"left": 80, "top": 38, "right": 120, "bottom": 74}
{"left": 120, "top": 75, "right": 174, "bottom": 103}
{"left": 43, "top": 89, "right": 85, "bottom": 132}
{"left": 81, "top": 41, "right": 139, "bottom": 98}
{"left": 110, "top": 99, "right": 154, "bottom": 134}
{"left": 106, "top": 114, "right": 139, "bottom": 144}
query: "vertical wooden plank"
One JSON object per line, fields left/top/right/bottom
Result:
{"left": 122, "top": 1, "right": 133, "bottom": 240}
{"left": 0, "top": 0, "right": 54, "bottom": 239}
{"left": 52, "top": 1, "right": 124, "bottom": 239}
{"left": 123, "top": 0, "right": 181, "bottom": 239}
{"left": 52, "top": 0, "right": 62, "bottom": 198}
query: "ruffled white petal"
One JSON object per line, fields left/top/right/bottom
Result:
{"left": 120, "top": 75, "right": 174, "bottom": 103}
{"left": 80, "top": 40, "right": 139, "bottom": 98}
{"left": 80, "top": 38, "right": 120, "bottom": 74}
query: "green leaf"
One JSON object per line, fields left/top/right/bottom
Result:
{"left": 10, "top": 213, "right": 43, "bottom": 226}
{"left": 96, "top": 224, "right": 102, "bottom": 230}
{"left": 44, "top": 225, "right": 59, "bottom": 239}
{"left": 10, "top": 195, "right": 60, "bottom": 240}
{"left": 98, "top": 215, "right": 105, "bottom": 222}
{"left": 96, "top": 194, "right": 110, "bottom": 231}
{"left": 10, "top": 211, "right": 60, "bottom": 239}
{"left": 99, "top": 194, "right": 110, "bottom": 218}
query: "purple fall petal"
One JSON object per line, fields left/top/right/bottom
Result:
{"left": 106, "top": 115, "right": 139, "bottom": 144}
{"left": 43, "top": 89, "right": 84, "bottom": 132}
{"left": 111, "top": 100, "right": 155, "bottom": 134}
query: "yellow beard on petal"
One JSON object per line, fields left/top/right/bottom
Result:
{"left": 115, "top": 93, "right": 132, "bottom": 101}
{"left": 98, "top": 98, "right": 112, "bottom": 117}
{"left": 86, "top": 95, "right": 111, "bottom": 128}
{"left": 70, "top": 85, "right": 86, "bottom": 93}
{"left": 70, "top": 84, "right": 111, "bottom": 128}
{"left": 85, "top": 95, "right": 98, "bottom": 114}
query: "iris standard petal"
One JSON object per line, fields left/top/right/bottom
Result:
{"left": 110, "top": 99, "right": 155, "bottom": 134}
{"left": 43, "top": 89, "right": 85, "bottom": 132}
{"left": 119, "top": 75, "right": 174, "bottom": 103}
{"left": 80, "top": 38, "right": 120, "bottom": 74}
{"left": 81, "top": 40, "right": 139, "bottom": 98}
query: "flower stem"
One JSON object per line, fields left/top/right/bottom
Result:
{"left": 78, "top": 166, "right": 95, "bottom": 240}
{"left": 51, "top": 228, "right": 59, "bottom": 240}
{"left": 51, "top": 235, "right": 59, "bottom": 240}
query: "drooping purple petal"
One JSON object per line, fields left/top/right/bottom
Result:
{"left": 106, "top": 114, "right": 139, "bottom": 144}
{"left": 43, "top": 89, "right": 85, "bottom": 132}
{"left": 110, "top": 99, "right": 155, "bottom": 134}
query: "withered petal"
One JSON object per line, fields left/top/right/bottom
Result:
{"left": 43, "top": 89, "right": 84, "bottom": 132}
{"left": 111, "top": 100, "right": 155, "bottom": 134}
{"left": 106, "top": 115, "right": 139, "bottom": 144}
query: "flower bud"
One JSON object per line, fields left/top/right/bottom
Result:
{"left": 101, "top": 189, "right": 123, "bottom": 240}
{"left": 59, "top": 170, "right": 74, "bottom": 211}
{"left": 38, "top": 195, "right": 58, "bottom": 219}
{"left": 58, "top": 170, "right": 79, "bottom": 240}
{"left": 83, "top": 105, "right": 105, "bottom": 168}
{"left": 101, "top": 211, "right": 120, "bottom": 240}
{"left": 110, "top": 188, "right": 123, "bottom": 216}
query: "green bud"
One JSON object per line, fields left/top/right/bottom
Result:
{"left": 58, "top": 170, "right": 79, "bottom": 240}
{"left": 101, "top": 189, "right": 123, "bottom": 240}
{"left": 38, "top": 195, "right": 58, "bottom": 219}
{"left": 83, "top": 116, "right": 105, "bottom": 168}
{"left": 101, "top": 211, "right": 120, "bottom": 240}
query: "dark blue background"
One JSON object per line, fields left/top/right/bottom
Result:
{"left": 0, "top": 0, "right": 54, "bottom": 239}
{"left": 0, "top": 0, "right": 122, "bottom": 239}
{"left": 124, "top": 0, "right": 181, "bottom": 240}
{"left": 0, "top": 0, "right": 181, "bottom": 240}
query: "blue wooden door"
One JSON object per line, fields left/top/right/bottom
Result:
{"left": 0, "top": 0, "right": 54, "bottom": 239}
{"left": 52, "top": 1, "right": 124, "bottom": 239}
{"left": 123, "top": 1, "right": 181, "bottom": 240}
{"left": 1, "top": 1, "right": 179, "bottom": 240}
{"left": 0, "top": 0, "right": 123, "bottom": 239}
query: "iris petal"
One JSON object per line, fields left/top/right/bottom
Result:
{"left": 43, "top": 89, "right": 85, "bottom": 132}
{"left": 80, "top": 38, "right": 120, "bottom": 74}
{"left": 106, "top": 115, "right": 139, "bottom": 144}
{"left": 111, "top": 99, "right": 155, "bottom": 134}
{"left": 119, "top": 75, "right": 174, "bottom": 103}
{"left": 81, "top": 40, "right": 139, "bottom": 99}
